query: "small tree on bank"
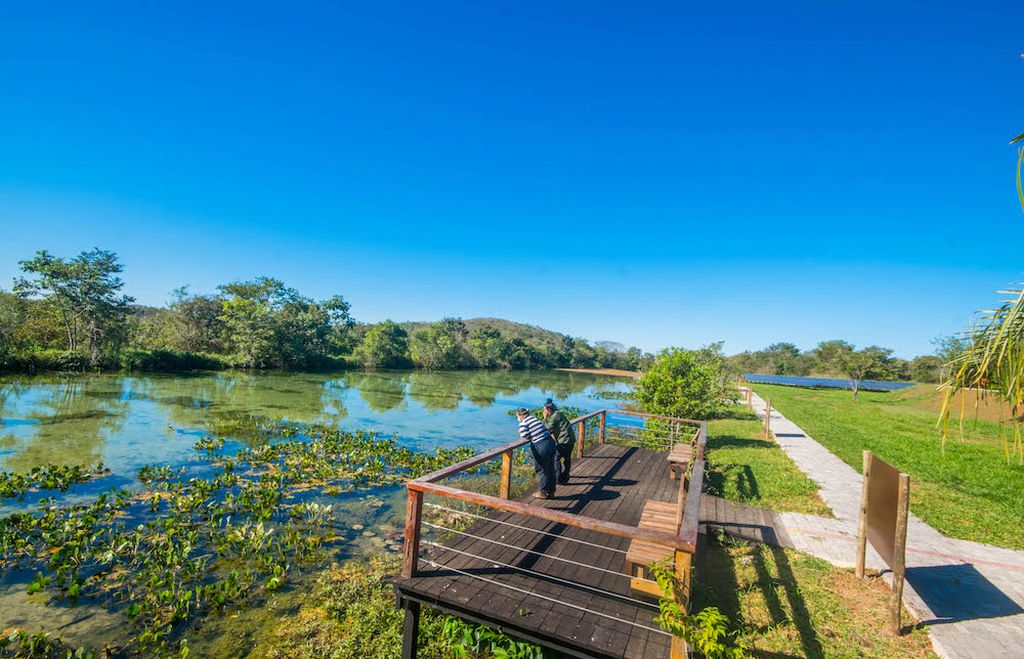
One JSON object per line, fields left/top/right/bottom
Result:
{"left": 636, "top": 344, "right": 734, "bottom": 419}
{"left": 14, "top": 248, "right": 134, "bottom": 366}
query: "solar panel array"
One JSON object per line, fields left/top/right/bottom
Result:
{"left": 741, "top": 374, "right": 915, "bottom": 392}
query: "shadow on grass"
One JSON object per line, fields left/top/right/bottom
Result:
{"left": 707, "top": 434, "right": 773, "bottom": 451}
{"left": 706, "top": 464, "right": 761, "bottom": 501}
{"left": 698, "top": 536, "right": 824, "bottom": 659}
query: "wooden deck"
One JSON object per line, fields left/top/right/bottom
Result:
{"left": 699, "top": 494, "right": 796, "bottom": 549}
{"left": 394, "top": 443, "right": 679, "bottom": 658}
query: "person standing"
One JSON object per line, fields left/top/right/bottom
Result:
{"left": 516, "top": 407, "right": 557, "bottom": 499}
{"left": 542, "top": 399, "right": 576, "bottom": 485}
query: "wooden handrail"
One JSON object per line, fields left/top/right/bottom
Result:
{"left": 409, "top": 479, "right": 698, "bottom": 553}
{"left": 676, "top": 422, "right": 708, "bottom": 548}
{"left": 568, "top": 410, "right": 604, "bottom": 424}
{"left": 607, "top": 409, "right": 704, "bottom": 425}
{"left": 415, "top": 438, "right": 529, "bottom": 483}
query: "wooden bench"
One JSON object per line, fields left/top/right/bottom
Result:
{"left": 625, "top": 497, "right": 686, "bottom": 596}
{"left": 667, "top": 443, "right": 694, "bottom": 480}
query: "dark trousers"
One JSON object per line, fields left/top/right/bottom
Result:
{"left": 530, "top": 437, "right": 557, "bottom": 496}
{"left": 556, "top": 442, "right": 573, "bottom": 484}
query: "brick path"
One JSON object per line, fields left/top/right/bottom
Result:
{"left": 745, "top": 391, "right": 1024, "bottom": 659}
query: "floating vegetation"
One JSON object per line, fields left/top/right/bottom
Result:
{"left": 0, "top": 464, "right": 109, "bottom": 499}
{"left": 0, "top": 424, "right": 476, "bottom": 656}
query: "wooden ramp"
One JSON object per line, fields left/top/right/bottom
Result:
{"left": 394, "top": 444, "right": 676, "bottom": 658}
{"left": 699, "top": 495, "right": 796, "bottom": 549}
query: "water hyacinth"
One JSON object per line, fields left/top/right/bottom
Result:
{"left": 0, "top": 422, "right": 478, "bottom": 656}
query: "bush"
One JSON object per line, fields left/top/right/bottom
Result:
{"left": 636, "top": 345, "right": 735, "bottom": 419}
{"left": 0, "top": 347, "right": 89, "bottom": 373}
{"left": 118, "top": 349, "right": 229, "bottom": 372}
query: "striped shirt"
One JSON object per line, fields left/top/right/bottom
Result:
{"left": 518, "top": 414, "right": 553, "bottom": 444}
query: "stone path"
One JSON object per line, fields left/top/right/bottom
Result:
{"left": 745, "top": 391, "right": 1024, "bottom": 659}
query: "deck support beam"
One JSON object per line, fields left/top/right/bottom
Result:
{"left": 401, "top": 599, "right": 421, "bottom": 659}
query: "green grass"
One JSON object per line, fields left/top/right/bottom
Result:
{"left": 705, "top": 413, "right": 831, "bottom": 516}
{"left": 696, "top": 536, "right": 936, "bottom": 658}
{"left": 752, "top": 383, "right": 1024, "bottom": 549}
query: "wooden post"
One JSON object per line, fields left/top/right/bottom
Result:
{"left": 670, "top": 548, "right": 692, "bottom": 659}
{"left": 855, "top": 450, "right": 872, "bottom": 578}
{"left": 401, "top": 489, "right": 423, "bottom": 578}
{"left": 401, "top": 599, "right": 421, "bottom": 659}
{"left": 747, "top": 388, "right": 753, "bottom": 410}
{"left": 763, "top": 398, "right": 772, "bottom": 438}
{"left": 599, "top": 411, "right": 606, "bottom": 444}
{"left": 577, "top": 420, "right": 586, "bottom": 459}
{"left": 499, "top": 449, "right": 513, "bottom": 499}
{"left": 890, "top": 473, "right": 911, "bottom": 636}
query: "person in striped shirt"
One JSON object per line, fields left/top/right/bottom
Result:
{"left": 516, "top": 407, "right": 557, "bottom": 498}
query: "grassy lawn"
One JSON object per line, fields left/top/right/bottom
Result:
{"left": 696, "top": 535, "right": 936, "bottom": 658}
{"left": 752, "top": 383, "right": 1024, "bottom": 549}
{"left": 706, "top": 412, "right": 831, "bottom": 516}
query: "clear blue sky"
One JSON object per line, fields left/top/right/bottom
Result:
{"left": 1, "top": 1, "right": 1021, "bottom": 357}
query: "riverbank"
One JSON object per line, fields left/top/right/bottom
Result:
{"left": 555, "top": 367, "right": 642, "bottom": 377}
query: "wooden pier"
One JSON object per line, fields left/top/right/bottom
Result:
{"left": 394, "top": 410, "right": 707, "bottom": 659}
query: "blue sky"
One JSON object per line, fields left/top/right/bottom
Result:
{"left": 1, "top": 1, "right": 1022, "bottom": 357}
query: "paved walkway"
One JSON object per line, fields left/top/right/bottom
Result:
{"left": 746, "top": 392, "right": 1024, "bottom": 659}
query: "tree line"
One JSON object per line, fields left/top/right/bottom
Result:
{"left": 0, "top": 248, "right": 654, "bottom": 373}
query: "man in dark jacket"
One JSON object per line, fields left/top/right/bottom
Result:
{"left": 542, "top": 399, "right": 576, "bottom": 485}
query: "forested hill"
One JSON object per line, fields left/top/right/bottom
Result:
{"left": 398, "top": 318, "right": 577, "bottom": 351}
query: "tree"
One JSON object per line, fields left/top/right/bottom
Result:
{"left": 909, "top": 355, "right": 943, "bottom": 383}
{"left": 358, "top": 320, "right": 409, "bottom": 369}
{"left": 636, "top": 344, "right": 734, "bottom": 419}
{"left": 836, "top": 345, "right": 893, "bottom": 400}
{"left": 763, "top": 342, "right": 806, "bottom": 375}
{"left": 0, "top": 290, "right": 28, "bottom": 363}
{"left": 409, "top": 318, "right": 468, "bottom": 370}
{"left": 167, "top": 286, "right": 226, "bottom": 353}
{"left": 218, "top": 278, "right": 285, "bottom": 368}
{"left": 14, "top": 248, "right": 135, "bottom": 365}
{"left": 468, "top": 326, "right": 514, "bottom": 369}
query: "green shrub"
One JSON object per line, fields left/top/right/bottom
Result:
{"left": 118, "top": 349, "right": 228, "bottom": 372}
{"left": 0, "top": 348, "right": 90, "bottom": 373}
{"left": 636, "top": 345, "right": 736, "bottom": 419}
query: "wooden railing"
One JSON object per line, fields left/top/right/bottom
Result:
{"left": 401, "top": 408, "right": 709, "bottom": 655}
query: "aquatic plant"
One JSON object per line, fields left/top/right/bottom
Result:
{"left": 0, "top": 423, "right": 477, "bottom": 656}
{"left": 0, "top": 464, "right": 108, "bottom": 499}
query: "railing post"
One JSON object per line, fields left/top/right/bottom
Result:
{"left": 763, "top": 398, "right": 772, "bottom": 438}
{"left": 856, "top": 450, "right": 872, "bottom": 578}
{"left": 670, "top": 547, "right": 692, "bottom": 659}
{"left": 599, "top": 410, "right": 606, "bottom": 444}
{"left": 577, "top": 420, "right": 586, "bottom": 458}
{"left": 402, "top": 488, "right": 423, "bottom": 578}
{"left": 500, "top": 449, "right": 513, "bottom": 499}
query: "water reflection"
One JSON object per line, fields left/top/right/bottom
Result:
{"left": 0, "top": 370, "right": 631, "bottom": 485}
{"left": 0, "top": 376, "right": 128, "bottom": 470}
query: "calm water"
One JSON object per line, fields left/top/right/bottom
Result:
{"left": 742, "top": 373, "right": 915, "bottom": 391}
{"left": 0, "top": 369, "right": 631, "bottom": 491}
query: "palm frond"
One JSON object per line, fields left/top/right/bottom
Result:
{"left": 940, "top": 287, "right": 1024, "bottom": 461}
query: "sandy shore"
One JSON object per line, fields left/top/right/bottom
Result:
{"left": 554, "top": 367, "right": 641, "bottom": 378}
